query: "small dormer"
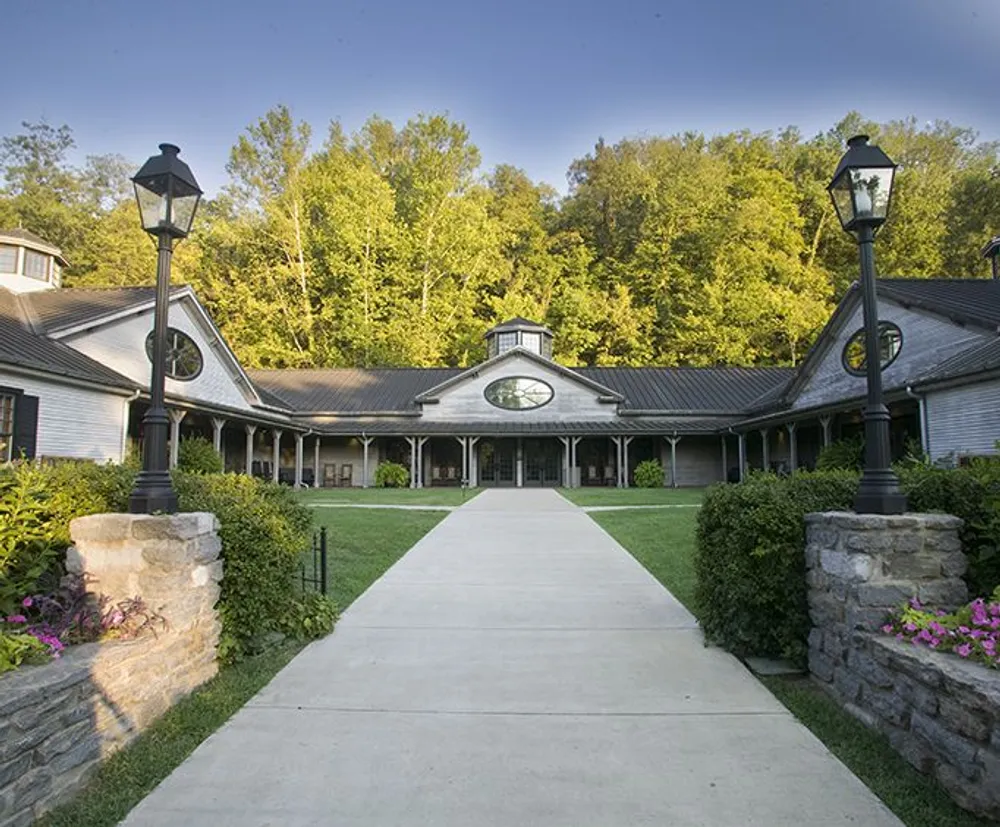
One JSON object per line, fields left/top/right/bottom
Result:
{"left": 485, "top": 317, "right": 554, "bottom": 359}
{"left": 0, "top": 229, "right": 67, "bottom": 294}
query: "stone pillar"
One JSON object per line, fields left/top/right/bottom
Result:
{"left": 168, "top": 409, "right": 187, "bottom": 469}
{"left": 804, "top": 512, "right": 967, "bottom": 695}
{"left": 67, "top": 512, "right": 223, "bottom": 728}
{"left": 244, "top": 424, "right": 256, "bottom": 476}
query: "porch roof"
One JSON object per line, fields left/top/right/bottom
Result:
{"left": 304, "top": 417, "right": 738, "bottom": 437}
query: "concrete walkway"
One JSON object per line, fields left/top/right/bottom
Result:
{"left": 123, "top": 489, "right": 901, "bottom": 826}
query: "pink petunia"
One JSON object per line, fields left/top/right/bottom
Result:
{"left": 955, "top": 643, "right": 973, "bottom": 658}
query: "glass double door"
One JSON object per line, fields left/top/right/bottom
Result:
{"left": 477, "top": 438, "right": 562, "bottom": 487}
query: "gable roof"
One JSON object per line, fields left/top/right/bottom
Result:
{"left": 22, "top": 286, "right": 180, "bottom": 334}
{"left": 414, "top": 347, "right": 624, "bottom": 403}
{"left": 248, "top": 368, "right": 463, "bottom": 413}
{"left": 0, "top": 288, "right": 137, "bottom": 390}
{"left": 877, "top": 278, "right": 1000, "bottom": 331}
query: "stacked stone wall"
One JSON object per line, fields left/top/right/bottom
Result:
{"left": 0, "top": 513, "right": 222, "bottom": 827}
{"left": 805, "top": 511, "right": 999, "bottom": 821}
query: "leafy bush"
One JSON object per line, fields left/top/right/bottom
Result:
{"left": 172, "top": 472, "right": 315, "bottom": 661}
{"left": 695, "top": 471, "right": 858, "bottom": 664}
{"left": 280, "top": 591, "right": 338, "bottom": 640}
{"left": 633, "top": 459, "right": 664, "bottom": 488}
{"left": 0, "top": 627, "right": 50, "bottom": 674}
{"left": 696, "top": 464, "right": 1000, "bottom": 665}
{"left": 815, "top": 435, "right": 865, "bottom": 471}
{"left": 177, "top": 436, "right": 224, "bottom": 474}
{"left": 374, "top": 461, "right": 410, "bottom": 488}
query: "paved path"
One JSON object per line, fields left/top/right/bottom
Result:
{"left": 123, "top": 489, "right": 901, "bottom": 827}
{"left": 307, "top": 503, "right": 457, "bottom": 511}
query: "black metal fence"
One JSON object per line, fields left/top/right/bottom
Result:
{"left": 301, "top": 526, "right": 328, "bottom": 596}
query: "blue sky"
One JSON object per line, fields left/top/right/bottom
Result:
{"left": 3, "top": 0, "right": 999, "bottom": 196}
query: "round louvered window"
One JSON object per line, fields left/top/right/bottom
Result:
{"left": 145, "top": 327, "right": 203, "bottom": 381}
{"left": 484, "top": 377, "right": 554, "bottom": 411}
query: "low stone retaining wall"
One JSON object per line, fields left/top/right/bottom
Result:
{"left": 0, "top": 513, "right": 222, "bottom": 827}
{"left": 805, "top": 511, "right": 999, "bottom": 821}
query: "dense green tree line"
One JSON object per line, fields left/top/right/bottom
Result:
{"left": 2, "top": 110, "right": 998, "bottom": 368}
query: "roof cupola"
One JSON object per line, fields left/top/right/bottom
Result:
{"left": 0, "top": 229, "right": 67, "bottom": 294}
{"left": 484, "top": 317, "right": 553, "bottom": 359}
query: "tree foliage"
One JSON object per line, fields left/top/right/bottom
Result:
{"left": 3, "top": 111, "right": 998, "bottom": 369}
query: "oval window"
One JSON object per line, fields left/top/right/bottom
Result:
{"left": 842, "top": 322, "right": 903, "bottom": 376}
{"left": 484, "top": 377, "right": 554, "bottom": 411}
{"left": 145, "top": 327, "right": 204, "bottom": 381}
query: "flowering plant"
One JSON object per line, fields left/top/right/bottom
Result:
{"left": 881, "top": 587, "right": 1000, "bottom": 669}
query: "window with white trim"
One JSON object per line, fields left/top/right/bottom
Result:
{"left": 0, "top": 393, "right": 13, "bottom": 462}
{"left": 0, "top": 245, "right": 17, "bottom": 273}
{"left": 521, "top": 332, "right": 542, "bottom": 354}
{"left": 23, "top": 250, "right": 49, "bottom": 280}
{"left": 496, "top": 332, "right": 517, "bottom": 354}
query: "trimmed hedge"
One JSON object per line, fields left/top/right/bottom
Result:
{"left": 695, "top": 464, "right": 1000, "bottom": 665}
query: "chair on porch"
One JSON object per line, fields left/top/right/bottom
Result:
{"left": 323, "top": 463, "right": 337, "bottom": 488}
{"left": 586, "top": 465, "right": 599, "bottom": 485}
{"left": 339, "top": 463, "right": 353, "bottom": 487}
{"left": 603, "top": 465, "right": 616, "bottom": 486}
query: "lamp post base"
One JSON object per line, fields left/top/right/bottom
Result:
{"left": 128, "top": 471, "right": 179, "bottom": 514}
{"left": 854, "top": 470, "right": 907, "bottom": 515}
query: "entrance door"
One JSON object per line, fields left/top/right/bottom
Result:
{"left": 523, "top": 438, "right": 562, "bottom": 486}
{"left": 478, "top": 439, "right": 516, "bottom": 486}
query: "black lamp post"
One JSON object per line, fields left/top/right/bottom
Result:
{"left": 828, "top": 134, "right": 907, "bottom": 515}
{"left": 128, "top": 144, "right": 202, "bottom": 514}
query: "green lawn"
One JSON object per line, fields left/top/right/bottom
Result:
{"left": 559, "top": 486, "right": 706, "bottom": 507}
{"left": 40, "top": 505, "right": 444, "bottom": 827}
{"left": 592, "top": 503, "right": 990, "bottom": 827}
{"left": 297, "top": 486, "right": 480, "bottom": 507}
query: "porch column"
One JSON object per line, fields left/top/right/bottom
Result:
{"left": 245, "top": 424, "right": 256, "bottom": 475}
{"left": 819, "top": 416, "right": 832, "bottom": 448}
{"left": 721, "top": 435, "right": 728, "bottom": 481}
{"left": 666, "top": 436, "right": 682, "bottom": 488}
{"left": 168, "top": 409, "right": 187, "bottom": 469}
{"left": 417, "top": 437, "right": 429, "bottom": 488}
{"left": 786, "top": 422, "right": 798, "bottom": 471}
{"left": 760, "top": 427, "right": 770, "bottom": 472}
{"left": 571, "top": 437, "right": 582, "bottom": 488}
{"left": 558, "top": 437, "right": 570, "bottom": 488}
{"left": 456, "top": 436, "right": 468, "bottom": 484}
{"left": 468, "top": 437, "right": 480, "bottom": 486}
{"left": 313, "top": 436, "right": 321, "bottom": 488}
{"left": 362, "top": 437, "right": 374, "bottom": 488}
{"left": 406, "top": 437, "right": 416, "bottom": 488}
{"left": 738, "top": 432, "right": 747, "bottom": 482}
{"left": 272, "top": 429, "right": 282, "bottom": 483}
{"left": 515, "top": 438, "right": 524, "bottom": 488}
{"left": 212, "top": 417, "right": 226, "bottom": 454}
{"left": 294, "top": 433, "right": 304, "bottom": 488}
{"left": 622, "top": 436, "right": 634, "bottom": 488}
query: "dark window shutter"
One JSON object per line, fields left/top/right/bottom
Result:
{"left": 12, "top": 394, "right": 38, "bottom": 459}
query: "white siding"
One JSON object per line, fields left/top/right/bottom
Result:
{"left": 0, "top": 371, "right": 127, "bottom": 463}
{"left": 925, "top": 379, "right": 1000, "bottom": 461}
{"left": 794, "top": 300, "right": 988, "bottom": 412}
{"left": 424, "top": 353, "right": 618, "bottom": 422}
{"left": 316, "top": 439, "right": 366, "bottom": 487}
{"left": 661, "top": 436, "right": 724, "bottom": 487}
{"left": 61, "top": 298, "right": 259, "bottom": 413}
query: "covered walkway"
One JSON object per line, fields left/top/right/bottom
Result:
{"left": 122, "top": 490, "right": 900, "bottom": 826}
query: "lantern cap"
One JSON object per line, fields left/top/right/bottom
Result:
{"left": 132, "top": 143, "right": 202, "bottom": 198}
{"left": 829, "top": 134, "right": 896, "bottom": 188}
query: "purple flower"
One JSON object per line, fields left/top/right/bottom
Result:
{"left": 955, "top": 643, "right": 973, "bottom": 658}
{"left": 4, "top": 615, "right": 26, "bottom": 624}
{"left": 881, "top": 623, "right": 894, "bottom": 634}
{"left": 21, "top": 597, "right": 32, "bottom": 608}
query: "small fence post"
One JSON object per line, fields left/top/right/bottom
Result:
{"left": 320, "top": 526, "right": 328, "bottom": 596}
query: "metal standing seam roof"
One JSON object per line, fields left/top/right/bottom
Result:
{"left": 0, "top": 289, "right": 138, "bottom": 390}
{"left": 915, "top": 336, "right": 1000, "bottom": 386}
{"left": 22, "top": 286, "right": 187, "bottom": 334}
{"left": 877, "top": 278, "right": 1000, "bottom": 330}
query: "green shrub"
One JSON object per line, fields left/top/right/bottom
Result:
{"left": 0, "top": 629, "right": 50, "bottom": 674}
{"left": 171, "top": 472, "right": 314, "bottom": 661}
{"left": 177, "top": 436, "right": 224, "bottom": 474}
{"left": 280, "top": 591, "right": 338, "bottom": 640}
{"left": 633, "top": 459, "right": 664, "bottom": 488}
{"left": 695, "top": 471, "right": 858, "bottom": 664}
{"left": 815, "top": 435, "right": 865, "bottom": 471}
{"left": 696, "top": 464, "right": 1000, "bottom": 666}
{"left": 374, "top": 461, "right": 410, "bottom": 488}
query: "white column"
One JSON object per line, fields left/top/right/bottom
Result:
{"left": 313, "top": 436, "right": 321, "bottom": 488}
{"left": 515, "top": 438, "right": 524, "bottom": 488}
{"left": 245, "top": 424, "right": 256, "bottom": 475}
{"left": 362, "top": 437, "right": 373, "bottom": 488}
{"left": 738, "top": 433, "right": 747, "bottom": 482}
{"left": 571, "top": 437, "right": 582, "bottom": 488}
{"left": 457, "top": 436, "right": 468, "bottom": 484}
{"left": 468, "top": 437, "right": 480, "bottom": 486}
{"left": 760, "top": 427, "right": 770, "bottom": 472}
{"left": 294, "top": 433, "right": 304, "bottom": 488}
{"left": 417, "top": 437, "right": 429, "bottom": 488}
{"left": 558, "top": 437, "right": 570, "bottom": 487}
{"left": 721, "top": 435, "right": 728, "bottom": 481}
{"left": 787, "top": 422, "right": 798, "bottom": 472}
{"left": 610, "top": 437, "right": 622, "bottom": 488}
{"left": 406, "top": 437, "right": 417, "bottom": 488}
{"left": 667, "top": 436, "right": 682, "bottom": 488}
{"left": 622, "top": 436, "right": 634, "bottom": 488}
{"left": 819, "top": 416, "right": 832, "bottom": 448}
{"left": 212, "top": 417, "right": 226, "bottom": 453}
{"left": 272, "top": 429, "right": 282, "bottom": 483}
{"left": 168, "top": 409, "right": 187, "bottom": 469}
